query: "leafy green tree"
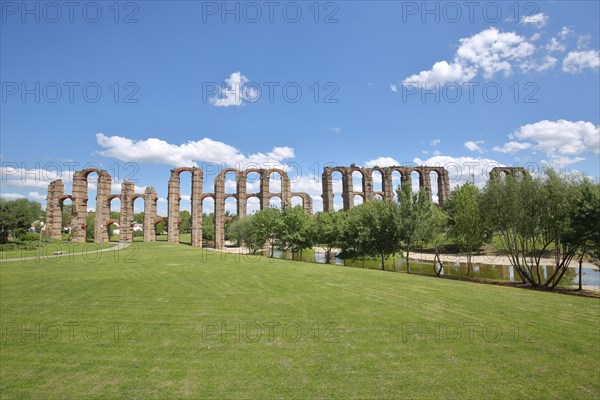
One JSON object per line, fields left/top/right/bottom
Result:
{"left": 86, "top": 213, "right": 95, "bottom": 241}
{"left": 133, "top": 212, "right": 144, "bottom": 224}
{"left": 155, "top": 221, "right": 165, "bottom": 236}
{"left": 202, "top": 213, "right": 214, "bottom": 241}
{"left": 342, "top": 200, "right": 402, "bottom": 271}
{"left": 280, "top": 206, "right": 314, "bottom": 258}
{"left": 252, "top": 207, "right": 284, "bottom": 257}
{"left": 482, "top": 169, "right": 586, "bottom": 289}
{"left": 227, "top": 216, "right": 264, "bottom": 254}
{"left": 179, "top": 210, "right": 191, "bottom": 233}
{"left": 445, "top": 182, "right": 491, "bottom": 276}
{"left": 397, "top": 183, "right": 436, "bottom": 273}
{"left": 429, "top": 205, "right": 449, "bottom": 277}
{"left": 562, "top": 179, "right": 600, "bottom": 290}
{"left": 314, "top": 211, "right": 346, "bottom": 263}
{"left": 62, "top": 204, "right": 72, "bottom": 227}
{"left": 0, "top": 198, "right": 44, "bottom": 244}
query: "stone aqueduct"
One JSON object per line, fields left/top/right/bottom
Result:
{"left": 45, "top": 165, "right": 523, "bottom": 248}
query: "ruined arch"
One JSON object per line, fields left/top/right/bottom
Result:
{"left": 167, "top": 167, "right": 203, "bottom": 247}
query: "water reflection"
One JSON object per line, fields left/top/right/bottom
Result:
{"left": 269, "top": 249, "right": 600, "bottom": 288}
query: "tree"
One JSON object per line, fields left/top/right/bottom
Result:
{"left": 179, "top": 210, "right": 191, "bottom": 233}
{"left": 482, "top": 169, "right": 587, "bottom": 289}
{"left": 429, "top": 205, "right": 449, "bottom": 277}
{"left": 397, "top": 182, "right": 436, "bottom": 273}
{"left": 86, "top": 213, "right": 95, "bottom": 241}
{"left": 314, "top": 211, "right": 346, "bottom": 263}
{"left": 62, "top": 204, "right": 73, "bottom": 227}
{"left": 563, "top": 179, "right": 600, "bottom": 290}
{"left": 280, "top": 206, "right": 314, "bottom": 258}
{"left": 133, "top": 212, "right": 144, "bottom": 224}
{"left": 0, "top": 199, "right": 44, "bottom": 244}
{"left": 445, "top": 182, "right": 491, "bottom": 276}
{"left": 155, "top": 221, "right": 165, "bottom": 236}
{"left": 202, "top": 213, "right": 214, "bottom": 241}
{"left": 227, "top": 215, "right": 264, "bottom": 254}
{"left": 341, "top": 200, "right": 402, "bottom": 271}
{"left": 252, "top": 207, "right": 284, "bottom": 257}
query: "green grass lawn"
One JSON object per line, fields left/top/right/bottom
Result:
{"left": 1, "top": 242, "right": 598, "bottom": 399}
{"left": 1, "top": 241, "right": 115, "bottom": 261}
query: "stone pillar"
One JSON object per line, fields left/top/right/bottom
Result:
{"left": 382, "top": 169, "right": 394, "bottom": 202}
{"left": 303, "top": 194, "right": 313, "bottom": 215}
{"left": 94, "top": 170, "right": 112, "bottom": 243}
{"left": 237, "top": 173, "right": 247, "bottom": 217}
{"left": 45, "top": 180, "right": 64, "bottom": 240}
{"left": 119, "top": 180, "right": 134, "bottom": 242}
{"left": 321, "top": 170, "right": 333, "bottom": 212}
{"left": 259, "top": 169, "right": 270, "bottom": 210}
{"left": 437, "top": 169, "right": 450, "bottom": 206}
{"left": 342, "top": 169, "right": 353, "bottom": 210}
{"left": 363, "top": 168, "right": 374, "bottom": 201}
{"left": 71, "top": 170, "right": 88, "bottom": 243}
{"left": 420, "top": 168, "right": 432, "bottom": 202}
{"left": 167, "top": 170, "right": 180, "bottom": 243}
{"left": 191, "top": 167, "right": 203, "bottom": 248}
{"left": 403, "top": 169, "right": 413, "bottom": 191}
{"left": 281, "top": 173, "right": 291, "bottom": 210}
{"left": 214, "top": 177, "right": 225, "bottom": 249}
{"left": 144, "top": 187, "right": 157, "bottom": 242}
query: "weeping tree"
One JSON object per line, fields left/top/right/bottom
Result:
{"left": 445, "top": 182, "right": 491, "bottom": 276}
{"left": 397, "top": 182, "right": 437, "bottom": 273}
{"left": 482, "top": 169, "right": 591, "bottom": 289}
{"left": 314, "top": 211, "right": 346, "bottom": 263}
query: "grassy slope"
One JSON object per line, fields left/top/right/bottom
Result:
{"left": 1, "top": 243, "right": 598, "bottom": 399}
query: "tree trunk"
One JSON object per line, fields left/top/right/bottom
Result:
{"left": 380, "top": 253, "right": 385, "bottom": 271}
{"left": 406, "top": 250, "right": 411, "bottom": 274}
{"left": 578, "top": 254, "right": 583, "bottom": 291}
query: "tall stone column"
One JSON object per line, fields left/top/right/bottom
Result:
{"left": 420, "top": 168, "right": 432, "bottom": 202}
{"left": 119, "top": 180, "right": 134, "bottom": 242}
{"left": 437, "top": 169, "right": 450, "bottom": 206}
{"left": 144, "top": 187, "right": 157, "bottom": 242}
{"left": 237, "top": 173, "right": 247, "bottom": 217}
{"left": 363, "top": 169, "right": 374, "bottom": 201}
{"left": 71, "top": 171, "right": 88, "bottom": 243}
{"left": 403, "top": 169, "right": 413, "bottom": 192}
{"left": 321, "top": 170, "right": 333, "bottom": 212}
{"left": 214, "top": 177, "right": 225, "bottom": 249}
{"left": 303, "top": 194, "right": 313, "bottom": 215}
{"left": 167, "top": 170, "right": 180, "bottom": 243}
{"left": 45, "top": 179, "right": 64, "bottom": 240}
{"left": 342, "top": 169, "right": 353, "bottom": 210}
{"left": 259, "top": 169, "right": 270, "bottom": 210}
{"left": 191, "top": 167, "right": 203, "bottom": 248}
{"left": 382, "top": 169, "right": 394, "bottom": 202}
{"left": 281, "top": 173, "right": 291, "bottom": 210}
{"left": 94, "top": 170, "right": 112, "bottom": 243}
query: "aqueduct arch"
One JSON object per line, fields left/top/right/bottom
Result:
{"left": 321, "top": 164, "right": 450, "bottom": 211}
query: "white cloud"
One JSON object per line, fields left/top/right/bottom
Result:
{"left": 562, "top": 50, "right": 600, "bottom": 73}
{"left": 402, "top": 26, "right": 570, "bottom": 89}
{"left": 464, "top": 140, "right": 486, "bottom": 153}
{"left": 389, "top": 83, "right": 398, "bottom": 92}
{"left": 413, "top": 155, "right": 505, "bottom": 188}
{"left": 0, "top": 193, "right": 25, "bottom": 200}
{"left": 492, "top": 141, "right": 533, "bottom": 154}
{"left": 520, "top": 12, "right": 548, "bottom": 27}
{"left": 28, "top": 191, "right": 46, "bottom": 202}
{"left": 364, "top": 157, "right": 400, "bottom": 168}
{"left": 546, "top": 37, "right": 566, "bottom": 53}
{"left": 403, "top": 60, "right": 476, "bottom": 88}
{"left": 328, "top": 127, "right": 342, "bottom": 134}
{"left": 208, "top": 71, "right": 257, "bottom": 107}
{"left": 96, "top": 133, "right": 295, "bottom": 168}
{"left": 430, "top": 139, "right": 441, "bottom": 147}
{"left": 493, "top": 120, "right": 600, "bottom": 166}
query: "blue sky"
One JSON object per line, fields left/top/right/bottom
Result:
{"left": 1, "top": 1, "right": 599, "bottom": 214}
